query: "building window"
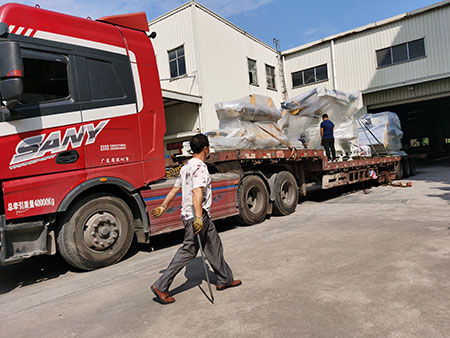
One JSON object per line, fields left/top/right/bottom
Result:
{"left": 168, "top": 46, "right": 186, "bottom": 78}
{"left": 376, "top": 38, "right": 425, "bottom": 68}
{"left": 265, "top": 64, "right": 276, "bottom": 90}
{"left": 291, "top": 64, "right": 328, "bottom": 88}
{"left": 248, "top": 58, "right": 258, "bottom": 85}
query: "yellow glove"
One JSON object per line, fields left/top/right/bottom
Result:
{"left": 193, "top": 216, "right": 203, "bottom": 235}
{"left": 151, "top": 205, "right": 167, "bottom": 218}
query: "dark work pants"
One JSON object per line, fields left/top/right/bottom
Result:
{"left": 155, "top": 213, "right": 234, "bottom": 292}
{"left": 322, "top": 137, "right": 336, "bottom": 160}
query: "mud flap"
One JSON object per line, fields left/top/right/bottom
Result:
{"left": 0, "top": 216, "right": 48, "bottom": 265}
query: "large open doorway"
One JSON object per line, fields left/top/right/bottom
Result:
{"left": 369, "top": 95, "right": 450, "bottom": 158}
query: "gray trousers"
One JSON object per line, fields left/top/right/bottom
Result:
{"left": 155, "top": 213, "right": 234, "bottom": 292}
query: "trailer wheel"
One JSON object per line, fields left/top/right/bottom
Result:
{"left": 272, "top": 171, "right": 298, "bottom": 216}
{"left": 402, "top": 159, "right": 410, "bottom": 178}
{"left": 396, "top": 161, "right": 403, "bottom": 180}
{"left": 409, "top": 158, "right": 416, "bottom": 176}
{"left": 57, "top": 194, "right": 134, "bottom": 270}
{"left": 236, "top": 175, "right": 269, "bottom": 225}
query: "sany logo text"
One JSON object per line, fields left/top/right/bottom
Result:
{"left": 10, "top": 120, "right": 109, "bottom": 166}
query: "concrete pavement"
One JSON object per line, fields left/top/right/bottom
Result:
{"left": 1, "top": 161, "right": 450, "bottom": 338}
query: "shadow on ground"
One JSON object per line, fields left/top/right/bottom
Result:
{"left": 0, "top": 220, "right": 236, "bottom": 294}
{"left": 151, "top": 257, "right": 217, "bottom": 304}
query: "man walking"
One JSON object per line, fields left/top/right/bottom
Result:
{"left": 320, "top": 114, "right": 337, "bottom": 161}
{"left": 151, "top": 134, "right": 241, "bottom": 304}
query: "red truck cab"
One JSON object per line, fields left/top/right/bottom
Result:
{"left": 0, "top": 4, "right": 166, "bottom": 268}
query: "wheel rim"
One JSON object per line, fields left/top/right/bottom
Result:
{"left": 280, "top": 181, "right": 295, "bottom": 206}
{"left": 246, "top": 186, "right": 264, "bottom": 213}
{"left": 83, "top": 211, "right": 120, "bottom": 251}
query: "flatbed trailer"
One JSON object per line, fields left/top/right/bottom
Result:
{"left": 147, "top": 148, "right": 402, "bottom": 234}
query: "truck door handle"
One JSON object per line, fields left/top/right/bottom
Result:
{"left": 56, "top": 150, "right": 79, "bottom": 164}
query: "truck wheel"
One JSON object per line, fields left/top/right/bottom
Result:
{"left": 409, "top": 158, "right": 416, "bottom": 176}
{"left": 272, "top": 171, "right": 298, "bottom": 216}
{"left": 395, "top": 161, "right": 403, "bottom": 180}
{"left": 57, "top": 194, "right": 134, "bottom": 270}
{"left": 236, "top": 175, "right": 269, "bottom": 225}
{"left": 402, "top": 159, "right": 410, "bottom": 178}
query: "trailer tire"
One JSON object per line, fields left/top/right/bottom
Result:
{"left": 402, "top": 159, "right": 410, "bottom": 178}
{"left": 236, "top": 175, "right": 269, "bottom": 225}
{"left": 57, "top": 193, "right": 134, "bottom": 270}
{"left": 272, "top": 171, "right": 298, "bottom": 216}
{"left": 396, "top": 161, "right": 403, "bottom": 180}
{"left": 409, "top": 158, "right": 416, "bottom": 176}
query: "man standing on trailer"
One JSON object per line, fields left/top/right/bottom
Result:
{"left": 150, "top": 134, "right": 241, "bottom": 304}
{"left": 320, "top": 114, "right": 337, "bottom": 161}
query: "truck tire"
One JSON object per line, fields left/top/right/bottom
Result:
{"left": 236, "top": 175, "right": 269, "bottom": 225}
{"left": 57, "top": 193, "right": 134, "bottom": 270}
{"left": 396, "top": 161, "right": 403, "bottom": 180}
{"left": 409, "top": 158, "right": 416, "bottom": 176}
{"left": 402, "top": 159, "right": 410, "bottom": 178}
{"left": 272, "top": 171, "right": 298, "bottom": 216}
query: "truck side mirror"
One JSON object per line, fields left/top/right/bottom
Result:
{"left": 0, "top": 41, "right": 24, "bottom": 111}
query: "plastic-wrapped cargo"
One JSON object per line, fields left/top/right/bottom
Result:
{"left": 278, "top": 87, "right": 363, "bottom": 157}
{"left": 215, "top": 94, "right": 281, "bottom": 122}
{"left": 207, "top": 120, "right": 296, "bottom": 151}
{"left": 357, "top": 112, "right": 405, "bottom": 155}
{"left": 206, "top": 94, "right": 301, "bottom": 151}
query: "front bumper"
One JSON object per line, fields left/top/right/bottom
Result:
{"left": 0, "top": 215, "right": 48, "bottom": 265}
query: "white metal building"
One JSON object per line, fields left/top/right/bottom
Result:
{"left": 151, "top": 0, "right": 450, "bottom": 157}
{"left": 282, "top": 1, "right": 450, "bottom": 155}
{"left": 149, "top": 1, "right": 282, "bottom": 155}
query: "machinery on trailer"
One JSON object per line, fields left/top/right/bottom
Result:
{"left": 0, "top": 4, "right": 405, "bottom": 270}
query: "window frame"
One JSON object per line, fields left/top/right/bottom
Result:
{"left": 265, "top": 64, "right": 276, "bottom": 90}
{"left": 291, "top": 64, "right": 328, "bottom": 89}
{"left": 19, "top": 48, "right": 72, "bottom": 105}
{"left": 168, "top": 45, "right": 187, "bottom": 80}
{"left": 247, "top": 58, "right": 258, "bottom": 86}
{"left": 376, "top": 38, "right": 426, "bottom": 69}
{"left": 11, "top": 45, "right": 80, "bottom": 120}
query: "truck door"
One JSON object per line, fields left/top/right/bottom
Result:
{"left": 1, "top": 46, "right": 84, "bottom": 181}
{"left": 75, "top": 51, "right": 144, "bottom": 180}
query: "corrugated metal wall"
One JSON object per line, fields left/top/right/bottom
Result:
{"left": 283, "top": 43, "right": 332, "bottom": 98}
{"left": 193, "top": 4, "right": 282, "bottom": 131}
{"left": 164, "top": 102, "right": 200, "bottom": 136}
{"left": 364, "top": 77, "right": 450, "bottom": 108}
{"left": 150, "top": 7, "right": 200, "bottom": 96}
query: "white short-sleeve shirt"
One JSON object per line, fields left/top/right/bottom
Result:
{"left": 175, "top": 158, "right": 212, "bottom": 220}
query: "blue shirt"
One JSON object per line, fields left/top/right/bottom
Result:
{"left": 320, "top": 119, "right": 334, "bottom": 139}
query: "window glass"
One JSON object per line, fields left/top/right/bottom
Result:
{"left": 168, "top": 50, "right": 176, "bottom": 60}
{"left": 408, "top": 39, "right": 425, "bottom": 59}
{"left": 20, "top": 57, "right": 69, "bottom": 105}
{"left": 178, "top": 56, "right": 186, "bottom": 76}
{"left": 265, "top": 64, "right": 276, "bottom": 89}
{"left": 376, "top": 38, "right": 425, "bottom": 68}
{"left": 392, "top": 43, "right": 408, "bottom": 63}
{"left": 376, "top": 48, "right": 392, "bottom": 67}
{"left": 248, "top": 58, "right": 258, "bottom": 85}
{"left": 168, "top": 46, "right": 186, "bottom": 78}
{"left": 303, "top": 68, "right": 315, "bottom": 84}
{"left": 292, "top": 71, "right": 303, "bottom": 87}
{"left": 315, "top": 64, "right": 328, "bottom": 81}
{"left": 169, "top": 60, "right": 178, "bottom": 78}
{"left": 86, "top": 58, "right": 125, "bottom": 100}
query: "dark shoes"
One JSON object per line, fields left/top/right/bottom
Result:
{"left": 151, "top": 284, "right": 175, "bottom": 304}
{"left": 216, "top": 279, "right": 242, "bottom": 291}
